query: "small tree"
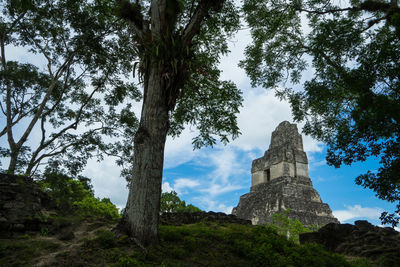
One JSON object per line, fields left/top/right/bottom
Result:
{"left": 269, "top": 210, "right": 319, "bottom": 244}
{"left": 160, "top": 190, "right": 201, "bottom": 213}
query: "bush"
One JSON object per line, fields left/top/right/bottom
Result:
{"left": 38, "top": 171, "right": 93, "bottom": 211}
{"left": 160, "top": 191, "right": 201, "bottom": 213}
{"left": 269, "top": 209, "right": 320, "bottom": 243}
{"left": 37, "top": 171, "right": 120, "bottom": 220}
{"left": 73, "top": 196, "right": 120, "bottom": 220}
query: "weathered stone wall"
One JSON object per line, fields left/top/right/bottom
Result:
{"left": 0, "top": 173, "right": 53, "bottom": 236}
{"left": 160, "top": 211, "right": 251, "bottom": 226}
{"left": 233, "top": 176, "right": 338, "bottom": 226}
{"left": 300, "top": 221, "right": 400, "bottom": 262}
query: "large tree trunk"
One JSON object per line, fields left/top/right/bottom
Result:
{"left": 119, "top": 61, "right": 170, "bottom": 246}
{"left": 112, "top": 0, "right": 223, "bottom": 247}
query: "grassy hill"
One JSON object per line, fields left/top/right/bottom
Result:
{"left": 0, "top": 215, "right": 371, "bottom": 267}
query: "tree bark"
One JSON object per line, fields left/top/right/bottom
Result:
{"left": 120, "top": 59, "right": 170, "bottom": 246}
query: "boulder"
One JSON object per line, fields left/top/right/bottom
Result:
{"left": 300, "top": 220, "right": 400, "bottom": 262}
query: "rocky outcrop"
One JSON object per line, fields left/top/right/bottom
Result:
{"left": 0, "top": 173, "right": 54, "bottom": 236}
{"left": 160, "top": 211, "right": 251, "bottom": 226}
{"left": 233, "top": 121, "right": 338, "bottom": 226}
{"left": 300, "top": 221, "right": 400, "bottom": 263}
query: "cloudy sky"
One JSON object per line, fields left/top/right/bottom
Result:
{"left": 1, "top": 6, "right": 397, "bottom": 229}
{"left": 81, "top": 27, "right": 397, "bottom": 228}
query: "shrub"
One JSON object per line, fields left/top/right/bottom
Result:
{"left": 269, "top": 209, "right": 321, "bottom": 243}
{"left": 160, "top": 191, "right": 201, "bottom": 213}
{"left": 84, "top": 230, "right": 117, "bottom": 249}
{"left": 73, "top": 196, "right": 120, "bottom": 220}
{"left": 37, "top": 171, "right": 120, "bottom": 220}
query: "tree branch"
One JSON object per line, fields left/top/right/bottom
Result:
{"left": 117, "top": 0, "right": 146, "bottom": 42}
{"left": 151, "top": 0, "right": 164, "bottom": 41}
{"left": 1, "top": 30, "right": 16, "bottom": 150}
{"left": 5, "top": 11, "right": 27, "bottom": 36}
{"left": 26, "top": 126, "right": 112, "bottom": 175}
{"left": 295, "top": 7, "right": 357, "bottom": 14}
{"left": 183, "top": 0, "right": 224, "bottom": 47}
{"left": 15, "top": 54, "right": 73, "bottom": 149}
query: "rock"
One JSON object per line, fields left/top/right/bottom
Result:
{"left": 0, "top": 173, "right": 55, "bottom": 237}
{"left": 58, "top": 229, "right": 75, "bottom": 241}
{"left": 233, "top": 121, "right": 338, "bottom": 226}
{"left": 160, "top": 211, "right": 251, "bottom": 226}
{"left": 13, "top": 223, "right": 25, "bottom": 231}
{"left": 300, "top": 223, "right": 354, "bottom": 251}
{"left": 300, "top": 220, "right": 400, "bottom": 262}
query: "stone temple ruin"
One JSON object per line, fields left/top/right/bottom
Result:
{"left": 232, "top": 121, "right": 339, "bottom": 226}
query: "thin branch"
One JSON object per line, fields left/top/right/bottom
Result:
{"left": 26, "top": 126, "right": 112, "bottom": 174}
{"left": 15, "top": 54, "right": 73, "bottom": 149}
{"left": 361, "top": 16, "right": 387, "bottom": 32}
{"left": 295, "top": 7, "right": 356, "bottom": 14}
{"left": 1, "top": 29, "right": 16, "bottom": 149}
{"left": 5, "top": 11, "right": 28, "bottom": 36}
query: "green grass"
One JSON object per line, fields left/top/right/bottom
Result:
{"left": 56, "top": 222, "right": 353, "bottom": 267}
{"left": 1, "top": 220, "right": 373, "bottom": 267}
{"left": 0, "top": 236, "right": 61, "bottom": 266}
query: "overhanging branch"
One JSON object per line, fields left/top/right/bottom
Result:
{"left": 182, "top": 0, "right": 225, "bottom": 47}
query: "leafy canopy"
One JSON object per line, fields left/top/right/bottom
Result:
{"left": 116, "top": 0, "right": 243, "bottom": 149}
{"left": 0, "top": 0, "right": 140, "bottom": 176}
{"left": 241, "top": 0, "right": 400, "bottom": 226}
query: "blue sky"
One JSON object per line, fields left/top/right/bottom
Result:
{"left": 1, "top": 17, "right": 398, "bottom": 229}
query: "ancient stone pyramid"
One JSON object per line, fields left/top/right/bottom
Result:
{"left": 232, "top": 121, "right": 339, "bottom": 226}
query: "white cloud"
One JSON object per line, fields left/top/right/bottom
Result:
{"left": 173, "top": 178, "right": 200, "bottom": 195}
{"left": 230, "top": 88, "right": 292, "bottom": 152}
{"left": 333, "top": 205, "right": 383, "bottom": 223}
{"left": 218, "top": 28, "right": 250, "bottom": 86}
{"left": 207, "top": 148, "right": 246, "bottom": 184}
{"left": 162, "top": 182, "right": 174, "bottom": 193}
{"left": 228, "top": 87, "right": 323, "bottom": 154}
{"left": 83, "top": 156, "right": 128, "bottom": 209}
{"left": 192, "top": 147, "right": 248, "bottom": 198}
{"left": 197, "top": 198, "right": 234, "bottom": 214}
{"left": 203, "top": 183, "right": 244, "bottom": 197}
{"left": 164, "top": 127, "right": 199, "bottom": 169}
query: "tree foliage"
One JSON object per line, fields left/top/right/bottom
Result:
{"left": 116, "top": 0, "right": 243, "bottom": 148}
{"left": 241, "top": 0, "right": 400, "bottom": 226}
{"left": 160, "top": 190, "right": 201, "bottom": 213}
{"left": 0, "top": 0, "right": 140, "bottom": 176}
{"left": 38, "top": 170, "right": 120, "bottom": 220}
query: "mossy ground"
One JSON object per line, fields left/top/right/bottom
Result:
{"left": 0, "top": 217, "right": 374, "bottom": 267}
